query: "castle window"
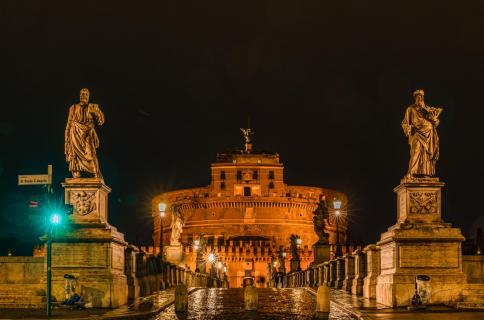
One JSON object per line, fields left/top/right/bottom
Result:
{"left": 220, "top": 182, "right": 226, "bottom": 190}
{"left": 237, "top": 170, "right": 242, "bottom": 180}
{"left": 252, "top": 170, "right": 258, "bottom": 180}
{"left": 269, "top": 171, "right": 275, "bottom": 179}
{"left": 220, "top": 171, "right": 226, "bottom": 180}
{"left": 244, "top": 186, "right": 251, "bottom": 197}
{"left": 286, "top": 192, "right": 291, "bottom": 197}
{"left": 269, "top": 182, "right": 274, "bottom": 189}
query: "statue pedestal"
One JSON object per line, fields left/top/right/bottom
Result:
{"left": 48, "top": 178, "right": 128, "bottom": 308}
{"left": 376, "top": 179, "right": 466, "bottom": 307}
{"left": 164, "top": 245, "right": 184, "bottom": 266}
{"left": 312, "top": 243, "right": 330, "bottom": 265}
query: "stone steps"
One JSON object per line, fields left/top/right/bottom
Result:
{"left": 0, "top": 289, "right": 44, "bottom": 296}
{"left": 455, "top": 301, "right": 484, "bottom": 309}
{"left": 458, "top": 283, "right": 484, "bottom": 307}
{"left": 0, "top": 302, "right": 45, "bottom": 309}
{"left": 462, "top": 284, "right": 484, "bottom": 295}
{"left": 0, "top": 284, "right": 46, "bottom": 309}
{"left": 0, "top": 296, "right": 45, "bottom": 303}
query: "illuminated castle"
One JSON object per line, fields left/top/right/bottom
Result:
{"left": 152, "top": 130, "right": 348, "bottom": 288}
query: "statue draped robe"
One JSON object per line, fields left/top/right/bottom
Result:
{"left": 64, "top": 103, "right": 104, "bottom": 176}
{"left": 401, "top": 104, "right": 441, "bottom": 177}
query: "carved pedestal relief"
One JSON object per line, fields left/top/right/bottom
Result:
{"left": 72, "top": 191, "right": 96, "bottom": 216}
{"left": 409, "top": 192, "right": 438, "bottom": 214}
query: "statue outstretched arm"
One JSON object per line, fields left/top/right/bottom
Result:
{"left": 90, "top": 104, "right": 105, "bottom": 126}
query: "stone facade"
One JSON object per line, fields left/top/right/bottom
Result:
{"left": 152, "top": 150, "right": 347, "bottom": 288}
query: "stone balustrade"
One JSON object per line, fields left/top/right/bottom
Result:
{"left": 124, "top": 246, "right": 212, "bottom": 302}
{"left": 285, "top": 243, "right": 484, "bottom": 309}
{"left": 286, "top": 245, "right": 373, "bottom": 292}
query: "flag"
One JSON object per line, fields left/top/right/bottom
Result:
{"left": 29, "top": 200, "right": 39, "bottom": 208}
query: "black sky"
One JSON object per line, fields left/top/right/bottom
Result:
{"left": 1, "top": 1, "right": 484, "bottom": 253}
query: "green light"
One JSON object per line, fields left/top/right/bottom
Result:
{"left": 50, "top": 213, "right": 61, "bottom": 225}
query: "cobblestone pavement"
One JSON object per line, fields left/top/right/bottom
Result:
{"left": 155, "top": 288, "right": 353, "bottom": 320}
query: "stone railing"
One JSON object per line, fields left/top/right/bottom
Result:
{"left": 285, "top": 244, "right": 373, "bottom": 295}
{"left": 286, "top": 244, "right": 484, "bottom": 307}
{"left": 125, "top": 245, "right": 211, "bottom": 302}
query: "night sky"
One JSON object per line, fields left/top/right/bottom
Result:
{"left": 1, "top": 1, "right": 484, "bottom": 254}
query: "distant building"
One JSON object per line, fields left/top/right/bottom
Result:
{"left": 152, "top": 132, "right": 348, "bottom": 288}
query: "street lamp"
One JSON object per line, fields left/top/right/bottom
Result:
{"left": 158, "top": 203, "right": 166, "bottom": 257}
{"left": 47, "top": 212, "right": 62, "bottom": 318}
{"left": 333, "top": 199, "right": 343, "bottom": 257}
{"left": 296, "top": 238, "right": 302, "bottom": 248}
{"left": 158, "top": 202, "right": 167, "bottom": 217}
{"left": 208, "top": 252, "right": 216, "bottom": 264}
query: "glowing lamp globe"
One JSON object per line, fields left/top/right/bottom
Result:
{"left": 50, "top": 213, "right": 61, "bottom": 225}
{"left": 158, "top": 203, "right": 167, "bottom": 217}
{"left": 208, "top": 253, "right": 215, "bottom": 263}
{"left": 333, "top": 199, "right": 342, "bottom": 210}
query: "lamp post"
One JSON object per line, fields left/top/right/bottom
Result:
{"left": 158, "top": 203, "right": 166, "bottom": 258}
{"left": 208, "top": 251, "right": 216, "bottom": 286}
{"left": 194, "top": 235, "right": 206, "bottom": 273}
{"left": 296, "top": 237, "right": 302, "bottom": 259}
{"left": 333, "top": 199, "right": 342, "bottom": 257}
{"left": 46, "top": 212, "right": 61, "bottom": 318}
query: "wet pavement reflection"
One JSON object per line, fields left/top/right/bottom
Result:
{"left": 154, "top": 288, "right": 353, "bottom": 320}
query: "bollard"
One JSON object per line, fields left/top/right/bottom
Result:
{"left": 175, "top": 284, "right": 188, "bottom": 313}
{"left": 244, "top": 285, "right": 258, "bottom": 311}
{"left": 315, "top": 285, "right": 330, "bottom": 319}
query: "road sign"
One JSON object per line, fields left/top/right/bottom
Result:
{"left": 18, "top": 174, "right": 51, "bottom": 185}
{"left": 29, "top": 200, "right": 39, "bottom": 208}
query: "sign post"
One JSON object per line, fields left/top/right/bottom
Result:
{"left": 18, "top": 164, "right": 54, "bottom": 318}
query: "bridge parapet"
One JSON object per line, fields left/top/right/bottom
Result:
{"left": 124, "top": 247, "right": 212, "bottom": 303}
